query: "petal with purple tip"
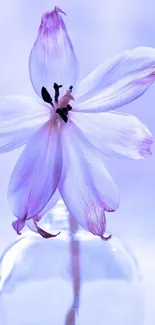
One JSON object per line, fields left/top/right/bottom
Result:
{"left": 71, "top": 111, "right": 153, "bottom": 159}
{"left": 12, "top": 190, "right": 60, "bottom": 237}
{"left": 12, "top": 219, "right": 26, "bottom": 235}
{"left": 59, "top": 121, "right": 119, "bottom": 238}
{"left": 75, "top": 47, "right": 155, "bottom": 113}
{"left": 35, "top": 189, "right": 60, "bottom": 220}
{"left": 26, "top": 217, "right": 61, "bottom": 239}
{"left": 29, "top": 6, "right": 78, "bottom": 97}
{"left": 8, "top": 121, "right": 62, "bottom": 224}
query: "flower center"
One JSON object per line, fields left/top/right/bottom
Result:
{"left": 41, "top": 84, "right": 74, "bottom": 123}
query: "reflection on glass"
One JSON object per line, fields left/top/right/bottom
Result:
{"left": 0, "top": 201, "right": 144, "bottom": 325}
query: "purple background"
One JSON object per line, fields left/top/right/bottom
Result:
{"left": 0, "top": 1, "right": 155, "bottom": 324}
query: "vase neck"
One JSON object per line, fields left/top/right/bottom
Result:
{"left": 40, "top": 199, "right": 81, "bottom": 235}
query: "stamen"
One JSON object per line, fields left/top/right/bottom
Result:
{"left": 41, "top": 87, "right": 53, "bottom": 106}
{"left": 69, "top": 85, "right": 73, "bottom": 92}
{"left": 67, "top": 104, "right": 72, "bottom": 111}
{"left": 53, "top": 83, "right": 62, "bottom": 103}
{"left": 61, "top": 107, "right": 68, "bottom": 115}
{"left": 40, "top": 83, "right": 73, "bottom": 123}
{"left": 56, "top": 108, "right": 68, "bottom": 123}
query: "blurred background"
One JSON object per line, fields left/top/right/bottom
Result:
{"left": 0, "top": 0, "right": 155, "bottom": 324}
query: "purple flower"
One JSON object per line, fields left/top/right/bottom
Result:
{"left": 1, "top": 6, "right": 155, "bottom": 239}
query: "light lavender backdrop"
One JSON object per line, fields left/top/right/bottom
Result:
{"left": 0, "top": 1, "right": 155, "bottom": 324}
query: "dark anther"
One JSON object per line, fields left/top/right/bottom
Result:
{"left": 69, "top": 85, "right": 73, "bottom": 92}
{"left": 41, "top": 87, "right": 53, "bottom": 106}
{"left": 61, "top": 107, "right": 68, "bottom": 115}
{"left": 61, "top": 104, "right": 72, "bottom": 115}
{"left": 53, "top": 83, "right": 63, "bottom": 103}
{"left": 56, "top": 108, "right": 68, "bottom": 123}
{"left": 67, "top": 104, "right": 72, "bottom": 111}
{"left": 56, "top": 104, "right": 72, "bottom": 123}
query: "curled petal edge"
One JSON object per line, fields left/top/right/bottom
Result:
{"left": 12, "top": 217, "right": 60, "bottom": 239}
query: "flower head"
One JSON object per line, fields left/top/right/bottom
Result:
{"left": 1, "top": 7, "right": 155, "bottom": 239}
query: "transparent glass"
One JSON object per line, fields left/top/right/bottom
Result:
{"left": 0, "top": 201, "right": 144, "bottom": 325}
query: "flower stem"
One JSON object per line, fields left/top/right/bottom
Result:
{"left": 65, "top": 215, "right": 81, "bottom": 325}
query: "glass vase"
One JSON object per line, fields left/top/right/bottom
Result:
{"left": 0, "top": 200, "right": 144, "bottom": 325}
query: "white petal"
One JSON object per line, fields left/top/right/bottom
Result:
{"left": 36, "top": 189, "right": 60, "bottom": 219}
{"left": 25, "top": 189, "right": 60, "bottom": 235}
{"left": 0, "top": 96, "right": 50, "bottom": 153}
{"left": 25, "top": 217, "right": 60, "bottom": 239}
{"left": 29, "top": 7, "right": 78, "bottom": 97}
{"left": 58, "top": 121, "right": 119, "bottom": 238}
{"left": 74, "top": 47, "right": 155, "bottom": 112}
{"left": 8, "top": 121, "right": 62, "bottom": 221}
{"left": 71, "top": 111, "right": 153, "bottom": 159}
{"left": 12, "top": 189, "right": 60, "bottom": 238}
